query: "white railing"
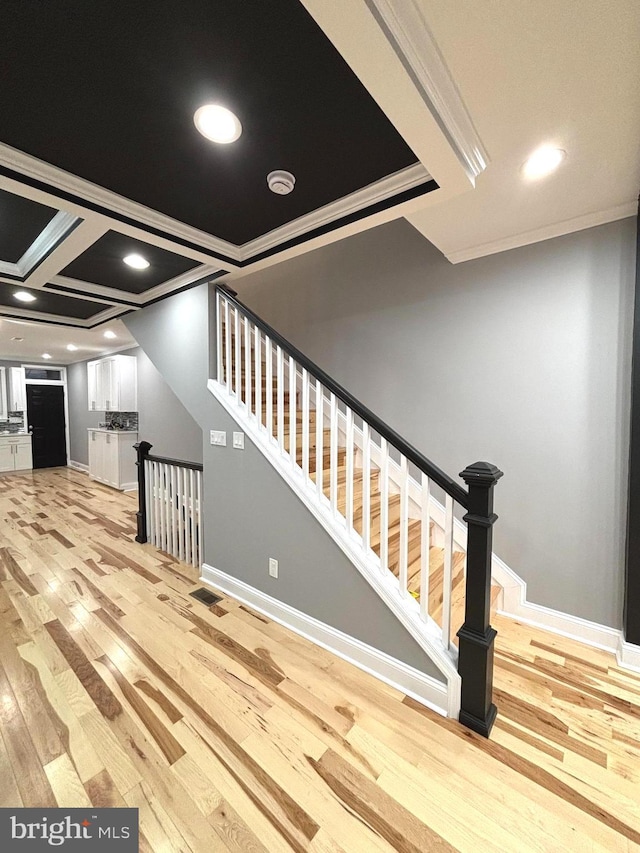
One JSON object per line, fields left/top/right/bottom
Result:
{"left": 144, "top": 457, "right": 202, "bottom": 568}
{"left": 215, "top": 290, "right": 468, "bottom": 661}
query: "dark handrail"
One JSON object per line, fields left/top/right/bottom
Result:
{"left": 146, "top": 453, "right": 203, "bottom": 472}
{"left": 216, "top": 285, "right": 468, "bottom": 508}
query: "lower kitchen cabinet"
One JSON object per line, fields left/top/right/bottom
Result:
{"left": 88, "top": 429, "right": 138, "bottom": 490}
{"left": 0, "top": 435, "right": 33, "bottom": 472}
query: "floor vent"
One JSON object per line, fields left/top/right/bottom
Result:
{"left": 190, "top": 587, "right": 222, "bottom": 606}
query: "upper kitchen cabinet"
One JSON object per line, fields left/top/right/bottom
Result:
{"left": 7, "top": 366, "right": 27, "bottom": 413}
{"left": 87, "top": 355, "right": 137, "bottom": 412}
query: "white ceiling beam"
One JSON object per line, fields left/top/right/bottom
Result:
{"left": 22, "top": 218, "right": 110, "bottom": 290}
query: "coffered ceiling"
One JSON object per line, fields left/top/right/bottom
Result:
{"left": 1, "top": 0, "right": 638, "bottom": 359}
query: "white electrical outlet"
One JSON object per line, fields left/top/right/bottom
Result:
{"left": 210, "top": 430, "right": 227, "bottom": 446}
{"left": 268, "top": 557, "right": 278, "bottom": 578}
{"left": 232, "top": 431, "right": 245, "bottom": 450}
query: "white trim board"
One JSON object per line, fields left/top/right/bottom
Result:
{"left": 201, "top": 563, "right": 449, "bottom": 717}
{"left": 617, "top": 639, "right": 640, "bottom": 674}
{"left": 68, "top": 460, "right": 89, "bottom": 473}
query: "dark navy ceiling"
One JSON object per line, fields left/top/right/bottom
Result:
{"left": 0, "top": 190, "right": 57, "bottom": 263}
{"left": 3, "top": 0, "right": 418, "bottom": 245}
{"left": 0, "top": 0, "right": 436, "bottom": 330}
{"left": 0, "top": 286, "right": 107, "bottom": 320}
{"left": 61, "top": 233, "right": 200, "bottom": 293}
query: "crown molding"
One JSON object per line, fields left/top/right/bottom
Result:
{"left": 240, "top": 163, "right": 431, "bottom": 259}
{"left": 364, "top": 0, "right": 488, "bottom": 181}
{"left": 445, "top": 201, "right": 638, "bottom": 264}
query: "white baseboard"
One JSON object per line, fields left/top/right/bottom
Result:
{"left": 201, "top": 563, "right": 449, "bottom": 717}
{"left": 121, "top": 481, "right": 138, "bottom": 492}
{"left": 617, "top": 638, "right": 640, "bottom": 673}
{"left": 68, "top": 460, "right": 89, "bottom": 473}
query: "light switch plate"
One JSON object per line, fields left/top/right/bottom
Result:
{"left": 210, "top": 430, "right": 226, "bottom": 446}
{"left": 232, "top": 432, "right": 245, "bottom": 449}
{"left": 268, "top": 558, "right": 278, "bottom": 578}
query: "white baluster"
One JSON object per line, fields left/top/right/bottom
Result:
{"left": 224, "top": 299, "right": 231, "bottom": 393}
{"left": 302, "top": 368, "right": 310, "bottom": 478}
{"left": 399, "top": 455, "right": 409, "bottom": 596}
{"left": 184, "top": 467, "right": 192, "bottom": 565}
{"left": 266, "top": 336, "right": 273, "bottom": 438}
{"left": 216, "top": 292, "right": 223, "bottom": 384}
{"left": 255, "top": 326, "right": 262, "bottom": 428}
{"left": 362, "top": 422, "right": 371, "bottom": 552}
{"left": 289, "top": 356, "right": 296, "bottom": 466}
{"left": 244, "top": 315, "right": 252, "bottom": 412}
{"left": 277, "top": 346, "right": 284, "bottom": 451}
{"left": 196, "top": 469, "right": 202, "bottom": 568}
{"left": 233, "top": 308, "right": 241, "bottom": 401}
{"left": 420, "top": 473, "right": 431, "bottom": 623}
{"left": 170, "top": 465, "right": 177, "bottom": 557}
{"left": 330, "top": 393, "right": 338, "bottom": 515}
{"left": 442, "top": 494, "right": 454, "bottom": 652}
{"left": 145, "top": 459, "right": 152, "bottom": 545}
{"left": 380, "top": 438, "right": 389, "bottom": 574}
{"left": 315, "top": 381, "right": 323, "bottom": 499}
{"left": 345, "top": 408, "right": 354, "bottom": 531}
{"left": 159, "top": 464, "right": 165, "bottom": 552}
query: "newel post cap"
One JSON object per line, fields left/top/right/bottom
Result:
{"left": 134, "top": 440, "right": 153, "bottom": 457}
{"left": 459, "top": 461, "right": 504, "bottom": 487}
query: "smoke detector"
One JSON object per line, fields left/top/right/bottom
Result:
{"left": 267, "top": 170, "right": 295, "bottom": 195}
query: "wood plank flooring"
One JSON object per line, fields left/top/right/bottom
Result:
{"left": 1, "top": 467, "right": 639, "bottom": 851}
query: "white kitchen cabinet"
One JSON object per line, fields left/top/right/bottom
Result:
{"left": 87, "top": 355, "right": 137, "bottom": 412}
{"left": 88, "top": 429, "right": 138, "bottom": 490}
{"left": 7, "top": 367, "right": 27, "bottom": 412}
{"left": 0, "top": 435, "right": 33, "bottom": 472}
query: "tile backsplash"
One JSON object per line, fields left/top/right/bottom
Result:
{"left": 0, "top": 411, "right": 26, "bottom": 434}
{"left": 104, "top": 411, "right": 139, "bottom": 431}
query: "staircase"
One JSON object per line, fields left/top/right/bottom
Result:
{"left": 209, "top": 286, "right": 504, "bottom": 735}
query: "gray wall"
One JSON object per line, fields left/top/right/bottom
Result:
{"left": 67, "top": 346, "right": 203, "bottom": 466}
{"left": 234, "top": 217, "right": 637, "bottom": 630}
{"left": 124, "top": 285, "right": 443, "bottom": 680}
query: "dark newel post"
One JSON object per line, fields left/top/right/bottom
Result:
{"left": 134, "top": 441, "right": 152, "bottom": 544}
{"left": 625, "top": 197, "right": 640, "bottom": 647}
{"left": 457, "top": 461, "right": 503, "bottom": 737}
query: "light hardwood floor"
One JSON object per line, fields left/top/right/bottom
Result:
{"left": 0, "top": 467, "right": 639, "bottom": 851}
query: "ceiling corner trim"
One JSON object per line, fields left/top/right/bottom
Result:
{"left": 364, "top": 0, "right": 489, "bottom": 181}
{"left": 240, "top": 163, "right": 431, "bottom": 260}
{"left": 444, "top": 201, "right": 638, "bottom": 264}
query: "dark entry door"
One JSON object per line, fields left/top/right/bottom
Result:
{"left": 26, "top": 385, "right": 68, "bottom": 469}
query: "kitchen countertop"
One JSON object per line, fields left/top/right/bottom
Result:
{"left": 0, "top": 431, "right": 30, "bottom": 437}
{"left": 87, "top": 428, "right": 138, "bottom": 433}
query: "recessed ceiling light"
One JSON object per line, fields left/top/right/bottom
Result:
{"left": 14, "top": 290, "right": 36, "bottom": 302}
{"left": 103, "top": 330, "right": 117, "bottom": 339}
{"left": 123, "top": 253, "right": 150, "bottom": 270}
{"left": 522, "top": 146, "right": 566, "bottom": 180}
{"left": 66, "top": 344, "right": 78, "bottom": 351}
{"left": 42, "top": 353, "right": 52, "bottom": 360}
{"left": 194, "top": 104, "right": 242, "bottom": 144}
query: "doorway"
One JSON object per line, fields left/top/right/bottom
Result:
{"left": 26, "top": 383, "right": 68, "bottom": 469}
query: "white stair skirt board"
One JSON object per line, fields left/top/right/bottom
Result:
{"left": 617, "top": 638, "right": 640, "bottom": 674}
{"left": 201, "top": 563, "right": 449, "bottom": 717}
{"left": 68, "top": 460, "right": 89, "bottom": 473}
{"left": 208, "top": 377, "right": 461, "bottom": 718}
